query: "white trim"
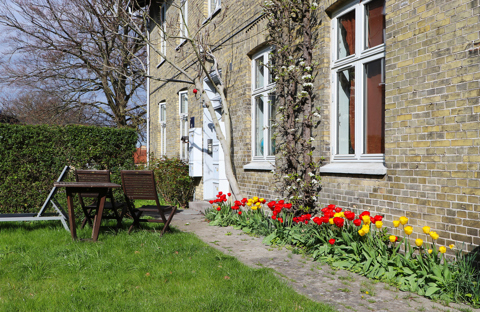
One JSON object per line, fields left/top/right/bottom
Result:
{"left": 179, "top": 91, "right": 189, "bottom": 160}
{"left": 329, "top": 0, "right": 386, "bottom": 164}
{"left": 243, "top": 161, "right": 275, "bottom": 171}
{"left": 208, "top": 0, "right": 221, "bottom": 17}
{"left": 179, "top": 0, "right": 188, "bottom": 39}
{"left": 320, "top": 162, "right": 387, "bottom": 175}
{"left": 157, "top": 4, "right": 167, "bottom": 66}
{"left": 159, "top": 102, "right": 166, "bottom": 156}
{"left": 251, "top": 46, "right": 276, "bottom": 162}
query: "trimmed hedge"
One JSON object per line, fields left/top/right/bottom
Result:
{"left": 0, "top": 124, "right": 137, "bottom": 213}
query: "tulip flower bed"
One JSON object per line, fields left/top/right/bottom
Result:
{"left": 205, "top": 193, "right": 480, "bottom": 308}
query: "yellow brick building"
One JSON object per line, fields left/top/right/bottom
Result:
{"left": 147, "top": 0, "right": 480, "bottom": 249}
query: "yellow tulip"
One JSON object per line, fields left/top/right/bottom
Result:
{"left": 329, "top": 218, "right": 334, "bottom": 225}
{"left": 255, "top": 202, "right": 261, "bottom": 207}
{"left": 259, "top": 198, "right": 265, "bottom": 203}
{"left": 361, "top": 224, "right": 370, "bottom": 234}
{"left": 334, "top": 213, "right": 341, "bottom": 218}
{"left": 375, "top": 221, "right": 383, "bottom": 229}
{"left": 422, "top": 226, "right": 430, "bottom": 234}
{"left": 393, "top": 220, "right": 400, "bottom": 227}
{"left": 340, "top": 212, "right": 345, "bottom": 218}
{"left": 449, "top": 244, "right": 455, "bottom": 249}
{"left": 253, "top": 196, "right": 259, "bottom": 203}
{"left": 429, "top": 231, "right": 439, "bottom": 240}
{"left": 439, "top": 246, "right": 446, "bottom": 253}
{"left": 251, "top": 206, "right": 257, "bottom": 210}
{"left": 389, "top": 235, "right": 397, "bottom": 243}
{"left": 428, "top": 249, "right": 432, "bottom": 254}
{"left": 358, "top": 229, "right": 366, "bottom": 236}
{"left": 247, "top": 202, "right": 252, "bottom": 206}
{"left": 415, "top": 238, "right": 423, "bottom": 247}
{"left": 399, "top": 216, "right": 408, "bottom": 225}
{"left": 362, "top": 215, "right": 371, "bottom": 225}
{"left": 404, "top": 226, "right": 413, "bottom": 235}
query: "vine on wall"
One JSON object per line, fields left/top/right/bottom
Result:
{"left": 264, "top": 0, "right": 321, "bottom": 214}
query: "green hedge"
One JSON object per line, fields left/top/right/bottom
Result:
{"left": 0, "top": 124, "right": 137, "bottom": 213}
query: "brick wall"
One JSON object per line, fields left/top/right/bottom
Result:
{"left": 148, "top": 0, "right": 480, "bottom": 248}
{"left": 317, "top": 0, "right": 480, "bottom": 250}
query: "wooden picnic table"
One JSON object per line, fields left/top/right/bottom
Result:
{"left": 54, "top": 182, "right": 121, "bottom": 242}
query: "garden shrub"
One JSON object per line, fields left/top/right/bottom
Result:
{"left": 148, "top": 156, "right": 194, "bottom": 208}
{"left": 0, "top": 124, "right": 137, "bottom": 213}
{"left": 205, "top": 195, "right": 480, "bottom": 308}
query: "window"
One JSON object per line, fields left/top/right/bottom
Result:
{"left": 330, "top": 0, "right": 385, "bottom": 162}
{"left": 159, "top": 102, "right": 166, "bottom": 156}
{"left": 251, "top": 47, "right": 276, "bottom": 162}
{"left": 157, "top": 4, "right": 167, "bottom": 66}
{"left": 179, "top": 91, "right": 188, "bottom": 160}
{"left": 208, "top": 0, "right": 220, "bottom": 16}
{"left": 179, "top": 0, "right": 188, "bottom": 39}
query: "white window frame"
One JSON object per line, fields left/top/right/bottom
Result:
{"left": 208, "top": 0, "right": 221, "bottom": 16}
{"left": 179, "top": 0, "right": 188, "bottom": 39}
{"left": 330, "top": 0, "right": 386, "bottom": 163}
{"left": 159, "top": 102, "right": 166, "bottom": 156}
{"left": 179, "top": 91, "right": 189, "bottom": 160}
{"left": 251, "top": 46, "right": 276, "bottom": 162}
{"left": 157, "top": 4, "right": 167, "bottom": 67}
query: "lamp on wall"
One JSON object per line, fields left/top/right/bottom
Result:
{"left": 181, "top": 136, "right": 189, "bottom": 143}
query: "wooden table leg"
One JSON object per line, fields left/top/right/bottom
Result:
{"left": 66, "top": 189, "right": 77, "bottom": 240}
{"left": 92, "top": 189, "right": 107, "bottom": 242}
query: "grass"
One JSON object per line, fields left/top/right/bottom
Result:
{"left": 0, "top": 220, "right": 335, "bottom": 312}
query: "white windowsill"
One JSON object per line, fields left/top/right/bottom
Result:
{"left": 243, "top": 161, "right": 275, "bottom": 171}
{"left": 175, "top": 39, "right": 187, "bottom": 51}
{"left": 156, "top": 59, "right": 166, "bottom": 68}
{"left": 202, "top": 7, "right": 221, "bottom": 25}
{"left": 320, "top": 163, "right": 387, "bottom": 175}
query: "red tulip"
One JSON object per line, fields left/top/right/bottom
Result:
{"left": 227, "top": 192, "right": 231, "bottom": 196}
{"left": 278, "top": 218, "right": 283, "bottom": 223}
{"left": 209, "top": 200, "right": 214, "bottom": 204}
{"left": 329, "top": 238, "right": 335, "bottom": 245}
{"left": 216, "top": 207, "right": 221, "bottom": 211}
{"left": 238, "top": 211, "right": 242, "bottom": 215}
{"left": 328, "top": 204, "right": 336, "bottom": 209}
{"left": 335, "top": 207, "right": 342, "bottom": 213}
{"left": 333, "top": 217, "right": 344, "bottom": 228}
{"left": 353, "top": 219, "right": 362, "bottom": 226}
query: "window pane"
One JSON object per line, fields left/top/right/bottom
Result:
{"left": 180, "top": 93, "right": 188, "bottom": 114}
{"left": 160, "top": 105, "right": 166, "bottom": 122}
{"left": 366, "top": 0, "right": 385, "bottom": 48}
{"left": 338, "top": 10, "right": 355, "bottom": 59}
{"left": 255, "top": 96, "right": 264, "bottom": 156}
{"left": 337, "top": 67, "right": 355, "bottom": 154}
{"left": 268, "top": 95, "right": 276, "bottom": 155}
{"left": 364, "top": 59, "right": 385, "bottom": 154}
{"left": 255, "top": 56, "right": 264, "bottom": 89}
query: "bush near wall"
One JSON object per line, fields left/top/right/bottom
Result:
{"left": 149, "top": 156, "right": 194, "bottom": 208}
{"left": 0, "top": 124, "right": 137, "bottom": 213}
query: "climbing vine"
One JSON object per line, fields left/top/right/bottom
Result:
{"left": 264, "top": 0, "right": 321, "bottom": 214}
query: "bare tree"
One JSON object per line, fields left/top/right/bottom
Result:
{"left": 125, "top": 0, "right": 244, "bottom": 199}
{"left": 0, "top": 88, "right": 105, "bottom": 125}
{"left": 0, "top": 0, "right": 146, "bottom": 129}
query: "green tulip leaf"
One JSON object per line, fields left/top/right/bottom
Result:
{"left": 425, "top": 286, "right": 440, "bottom": 297}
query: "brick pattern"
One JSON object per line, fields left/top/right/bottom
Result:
{"left": 317, "top": 0, "right": 480, "bottom": 250}
{"left": 149, "top": 0, "right": 480, "bottom": 248}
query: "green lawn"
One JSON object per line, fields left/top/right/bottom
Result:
{"left": 0, "top": 221, "right": 336, "bottom": 312}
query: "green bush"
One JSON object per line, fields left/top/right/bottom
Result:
{"left": 0, "top": 124, "right": 137, "bottom": 213}
{"left": 149, "top": 156, "right": 194, "bottom": 208}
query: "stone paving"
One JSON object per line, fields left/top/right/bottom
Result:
{"left": 168, "top": 205, "right": 479, "bottom": 312}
